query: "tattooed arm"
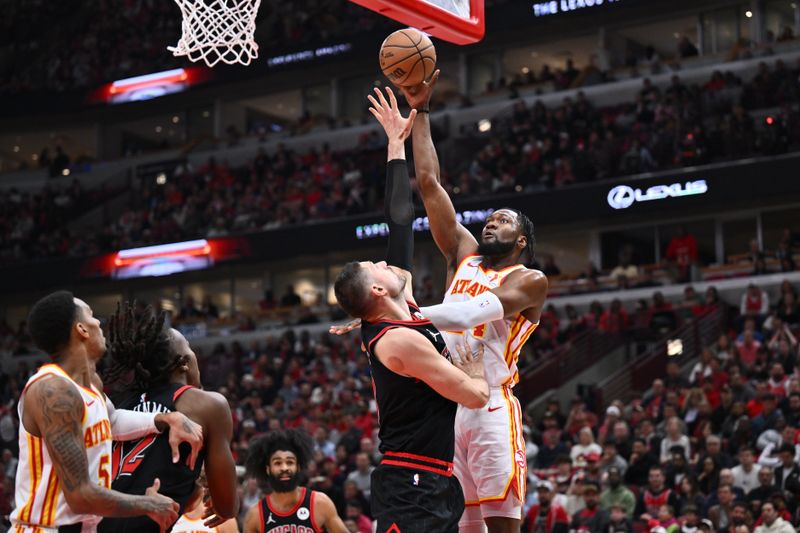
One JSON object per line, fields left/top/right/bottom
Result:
{"left": 24, "top": 375, "right": 179, "bottom": 529}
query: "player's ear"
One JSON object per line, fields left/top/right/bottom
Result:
{"left": 370, "top": 283, "right": 386, "bottom": 297}
{"left": 75, "top": 321, "right": 90, "bottom": 339}
{"left": 517, "top": 234, "right": 527, "bottom": 250}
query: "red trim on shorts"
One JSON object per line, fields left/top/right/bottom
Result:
{"left": 380, "top": 451, "right": 455, "bottom": 476}
{"left": 172, "top": 385, "right": 195, "bottom": 402}
{"left": 381, "top": 459, "right": 453, "bottom": 477}
{"left": 386, "top": 523, "right": 402, "bottom": 533}
{"left": 383, "top": 451, "right": 453, "bottom": 467}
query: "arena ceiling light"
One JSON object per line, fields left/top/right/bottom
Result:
{"left": 88, "top": 67, "right": 212, "bottom": 105}
{"left": 113, "top": 239, "right": 214, "bottom": 279}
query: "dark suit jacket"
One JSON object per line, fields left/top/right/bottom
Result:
{"left": 773, "top": 463, "right": 800, "bottom": 494}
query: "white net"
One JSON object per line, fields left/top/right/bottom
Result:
{"left": 168, "top": 0, "right": 261, "bottom": 67}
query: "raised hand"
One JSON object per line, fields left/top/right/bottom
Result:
{"left": 367, "top": 86, "right": 417, "bottom": 143}
{"left": 329, "top": 318, "right": 362, "bottom": 336}
{"left": 397, "top": 69, "right": 440, "bottom": 110}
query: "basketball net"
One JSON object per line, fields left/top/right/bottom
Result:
{"left": 168, "top": 0, "right": 261, "bottom": 67}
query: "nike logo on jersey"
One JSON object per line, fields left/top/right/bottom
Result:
{"left": 488, "top": 406, "right": 503, "bottom": 413}
{"left": 85, "top": 400, "right": 95, "bottom": 407}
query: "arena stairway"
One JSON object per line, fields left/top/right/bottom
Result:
{"left": 598, "top": 308, "right": 725, "bottom": 407}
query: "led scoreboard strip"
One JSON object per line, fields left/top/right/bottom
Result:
{"left": 533, "top": 0, "right": 624, "bottom": 17}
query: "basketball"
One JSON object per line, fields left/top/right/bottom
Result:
{"left": 379, "top": 28, "right": 437, "bottom": 87}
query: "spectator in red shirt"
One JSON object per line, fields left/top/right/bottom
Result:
{"left": 701, "top": 286, "right": 722, "bottom": 316}
{"left": 570, "top": 481, "right": 609, "bottom": 532}
{"left": 736, "top": 330, "right": 762, "bottom": 368}
{"left": 740, "top": 284, "right": 770, "bottom": 326}
{"left": 599, "top": 299, "right": 629, "bottom": 334}
{"left": 746, "top": 382, "right": 770, "bottom": 418}
{"left": 525, "top": 480, "right": 570, "bottom": 533}
{"left": 665, "top": 226, "right": 698, "bottom": 282}
{"left": 677, "top": 286, "right": 705, "bottom": 321}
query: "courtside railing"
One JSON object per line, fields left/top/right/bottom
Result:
{"left": 598, "top": 308, "right": 725, "bottom": 406}
{"left": 516, "top": 328, "right": 627, "bottom": 407}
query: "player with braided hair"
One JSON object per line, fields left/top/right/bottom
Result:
{"left": 243, "top": 429, "right": 346, "bottom": 533}
{"left": 97, "top": 301, "right": 238, "bottom": 533}
{"left": 11, "top": 291, "right": 204, "bottom": 533}
{"left": 103, "top": 302, "right": 183, "bottom": 396}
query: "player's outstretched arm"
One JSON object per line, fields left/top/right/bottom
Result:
{"left": 400, "top": 71, "right": 478, "bottom": 268}
{"left": 490, "top": 269, "right": 549, "bottom": 322}
{"left": 313, "top": 492, "right": 348, "bottom": 533}
{"left": 421, "top": 269, "right": 549, "bottom": 327}
{"left": 369, "top": 86, "right": 416, "bottom": 303}
{"left": 330, "top": 289, "right": 503, "bottom": 334}
{"left": 329, "top": 272, "right": 539, "bottom": 334}
{"left": 374, "top": 328, "right": 489, "bottom": 408}
{"left": 26, "top": 376, "right": 179, "bottom": 527}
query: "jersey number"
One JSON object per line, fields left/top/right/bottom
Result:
{"left": 98, "top": 454, "right": 111, "bottom": 488}
{"left": 111, "top": 435, "right": 157, "bottom": 478}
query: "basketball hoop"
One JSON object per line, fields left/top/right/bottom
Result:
{"left": 168, "top": 0, "right": 261, "bottom": 67}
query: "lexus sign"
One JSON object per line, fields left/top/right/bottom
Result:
{"left": 607, "top": 180, "right": 708, "bottom": 210}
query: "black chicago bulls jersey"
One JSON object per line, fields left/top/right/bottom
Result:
{"left": 361, "top": 303, "right": 458, "bottom": 464}
{"left": 98, "top": 383, "right": 205, "bottom": 533}
{"left": 259, "top": 487, "right": 320, "bottom": 533}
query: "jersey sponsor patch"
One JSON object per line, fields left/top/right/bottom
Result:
{"left": 296, "top": 507, "right": 310, "bottom": 520}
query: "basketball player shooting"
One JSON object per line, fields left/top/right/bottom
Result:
{"left": 97, "top": 301, "right": 238, "bottom": 533}
{"left": 400, "top": 71, "right": 549, "bottom": 533}
{"left": 332, "top": 85, "right": 495, "bottom": 532}
{"left": 12, "top": 291, "right": 205, "bottom": 533}
{"left": 242, "top": 430, "right": 346, "bottom": 533}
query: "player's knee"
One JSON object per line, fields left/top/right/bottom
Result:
{"left": 458, "top": 522, "right": 488, "bottom": 533}
{"left": 459, "top": 505, "right": 486, "bottom": 533}
{"left": 484, "top": 516, "right": 521, "bottom": 533}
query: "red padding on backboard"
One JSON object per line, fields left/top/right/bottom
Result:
{"left": 350, "top": 0, "right": 485, "bottom": 44}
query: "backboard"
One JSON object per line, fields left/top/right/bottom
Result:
{"left": 350, "top": 0, "right": 485, "bottom": 44}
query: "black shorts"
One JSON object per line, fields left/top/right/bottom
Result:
{"left": 371, "top": 463, "right": 464, "bottom": 533}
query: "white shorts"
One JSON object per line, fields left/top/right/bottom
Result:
{"left": 454, "top": 386, "right": 526, "bottom": 527}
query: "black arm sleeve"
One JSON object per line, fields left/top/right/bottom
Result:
{"left": 384, "top": 159, "right": 414, "bottom": 272}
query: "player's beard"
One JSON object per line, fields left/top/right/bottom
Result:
{"left": 477, "top": 238, "right": 516, "bottom": 257}
{"left": 268, "top": 471, "right": 300, "bottom": 493}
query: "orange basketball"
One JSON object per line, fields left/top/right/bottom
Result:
{"left": 379, "top": 28, "right": 437, "bottom": 87}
